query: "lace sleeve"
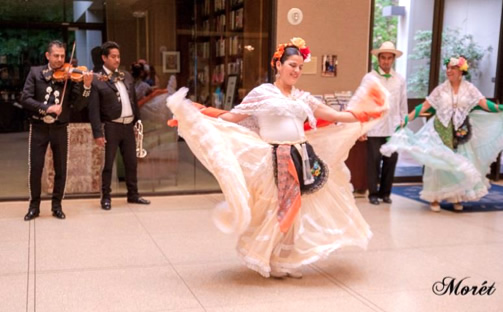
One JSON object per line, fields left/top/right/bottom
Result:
{"left": 305, "top": 94, "right": 322, "bottom": 112}
{"left": 230, "top": 86, "right": 269, "bottom": 116}
{"left": 426, "top": 84, "right": 443, "bottom": 110}
{"left": 465, "top": 82, "right": 484, "bottom": 108}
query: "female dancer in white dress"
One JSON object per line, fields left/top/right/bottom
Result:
{"left": 167, "top": 38, "right": 389, "bottom": 278}
{"left": 382, "top": 56, "right": 503, "bottom": 212}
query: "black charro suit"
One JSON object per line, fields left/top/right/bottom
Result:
{"left": 20, "top": 64, "right": 90, "bottom": 212}
{"left": 88, "top": 67, "right": 141, "bottom": 201}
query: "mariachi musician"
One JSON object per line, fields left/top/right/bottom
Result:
{"left": 88, "top": 41, "right": 150, "bottom": 210}
{"left": 21, "top": 40, "right": 93, "bottom": 221}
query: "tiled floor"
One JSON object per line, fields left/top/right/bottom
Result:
{"left": 1, "top": 192, "right": 502, "bottom": 312}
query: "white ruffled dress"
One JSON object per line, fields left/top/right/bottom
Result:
{"left": 382, "top": 80, "right": 503, "bottom": 203}
{"left": 167, "top": 80, "right": 388, "bottom": 277}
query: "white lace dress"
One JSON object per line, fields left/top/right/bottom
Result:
{"left": 382, "top": 80, "right": 503, "bottom": 203}
{"left": 167, "top": 81, "right": 388, "bottom": 277}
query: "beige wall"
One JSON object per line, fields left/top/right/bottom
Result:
{"left": 276, "top": 0, "right": 371, "bottom": 94}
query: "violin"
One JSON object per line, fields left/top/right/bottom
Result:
{"left": 52, "top": 63, "right": 108, "bottom": 82}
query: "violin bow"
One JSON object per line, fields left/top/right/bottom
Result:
{"left": 57, "top": 41, "right": 77, "bottom": 112}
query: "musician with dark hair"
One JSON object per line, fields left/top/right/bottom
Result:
{"left": 88, "top": 41, "right": 150, "bottom": 210}
{"left": 20, "top": 40, "right": 93, "bottom": 221}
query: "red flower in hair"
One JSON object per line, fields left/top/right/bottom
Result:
{"left": 299, "top": 47, "right": 311, "bottom": 62}
{"left": 271, "top": 38, "right": 311, "bottom": 68}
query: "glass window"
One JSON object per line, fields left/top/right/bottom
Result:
{"left": 0, "top": 4, "right": 105, "bottom": 199}
{"left": 0, "top": 0, "right": 103, "bottom": 23}
{"left": 0, "top": 29, "right": 68, "bottom": 198}
{"left": 397, "top": 0, "right": 436, "bottom": 99}
{"left": 372, "top": 0, "right": 436, "bottom": 178}
{"left": 372, "top": 0, "right": 436, "bottom": 98}
{"left": 439, "top": 0, "right": 502, "bottom": 97}
{"left": 0, "top": 0, "right": 272, "bottom": 199}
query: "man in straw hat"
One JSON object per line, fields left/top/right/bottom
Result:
{"left": 361, "top": 41, "right": 408, "bottom": 205}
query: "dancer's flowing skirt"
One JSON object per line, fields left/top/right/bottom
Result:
{"left": 381, "top": 110, "right": 503, "bottom": 203}
{"left": 167, "top": 88, "right": 384, "bottom": 277}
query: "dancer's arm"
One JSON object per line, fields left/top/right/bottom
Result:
{"left": 406, "top": 101, "right": 431, "bottom": 121}
{"left": 399, "top": 101, "right": 435, "bottom": 129}
{"left": 477, "top": 98, "right": 503, "bottom": 112}
{"left": 219, "top": 112, "right": 249, "bottom": 123}
{"left": 191, "top": 102, "right": 248, "bottom": 123}
{"left": 314, "top": 104, "right": 360, "bottom": 123}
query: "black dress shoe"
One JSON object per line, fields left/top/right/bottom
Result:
{"left": 369, "top": 197, "right": 380, "bottom": 205}
{"left": 52, "top": 210, "right": 66, "bottom": 219}
{"left": 24, "top": 210, "right": 40, "bottom": 221}
{"left": 127, "top": 197, "right": 150, "bottom": 205}
{"left": 101, "top": 199, "right": 112, "bottom": 210}
{"left": 382, "top": 196, "right": 392, "bottom": 204}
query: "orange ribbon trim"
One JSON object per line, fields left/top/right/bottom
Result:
{"left": 167, "top": 103, "right": 228, "bottom": 127}
{"left": 138, "top": 89, "right": 168, "bottom": 108}
{"left": 278, "top": 155, "right": 302, "bottom": 233}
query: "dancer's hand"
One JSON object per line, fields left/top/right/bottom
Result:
{"left": 167, "top": 118, "right": 178, "bottom": 127}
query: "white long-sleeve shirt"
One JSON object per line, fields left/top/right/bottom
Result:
{"left": 363, "top": 67, "right": 408, "bottom": 137}
{"left": 103, "top": 66, "right": 133, "bottom": 118}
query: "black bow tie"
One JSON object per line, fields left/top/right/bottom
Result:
{"left": 108, "top": 71, "right": 125, "bottom": 83}
{"left": 42, "top": 68, "right": 53, "bottom": 82}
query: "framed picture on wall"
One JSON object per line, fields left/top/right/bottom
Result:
{"left": 224, "top": 75, "right": 238, "bottom": 110}
{"left": 321, "top": 54, "right": 338, "bottom": 77}
{"left": 162, "top": 51, "right": 180, "bottom": 73}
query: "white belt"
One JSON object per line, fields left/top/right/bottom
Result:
{"left": 112, "top": 116, "right": 134, "bottom": 124}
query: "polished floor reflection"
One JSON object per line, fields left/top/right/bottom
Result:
{"left": 1, "top": 191, "right": 502, "bottom": 311}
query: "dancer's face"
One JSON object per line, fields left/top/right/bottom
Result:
{"left": 446, "top": 65, "right": 462, "bottom": 82}
{"left": 276, "top": 54, "right": 304, "bottom": 86}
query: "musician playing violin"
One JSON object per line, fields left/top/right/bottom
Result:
{"left": 20, "top": 40, "right": 93, "bottom": 221}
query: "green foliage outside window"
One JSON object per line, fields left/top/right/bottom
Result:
{"left": 372, "top": 0, "right": 399, "bottom": 68}
{"left": 408, "top": 28, "right": 492, "bottom": 97}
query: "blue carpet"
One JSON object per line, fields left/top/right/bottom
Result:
{"left": 395, "top": 166, "right": 423, "bottom": 177}
{"left": 392, "top": 184, "right": 503, "bottom": 212}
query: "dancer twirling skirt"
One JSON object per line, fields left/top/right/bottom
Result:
{"left": 168, "top": 38, "right": 389, "bottom": 278}
{"left": 382, "top": 56, "right": 503, "bottom": 212}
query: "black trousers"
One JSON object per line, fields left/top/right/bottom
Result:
{"left": 102, "top": 121, "right": 139, "bottom": 200}
{"left": 367, "top": 136, "right": 398, "bottom": 199}
{"left": 29, "top": 122, "right": 68, "bottom": 211}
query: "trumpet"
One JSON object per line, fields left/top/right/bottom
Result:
{"left": 134, "top": 120, "right": 147, "bottom": 158}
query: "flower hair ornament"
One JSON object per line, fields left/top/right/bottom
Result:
{"left": 271, "top": 37, "right": 311, "bottom": 68}
{"left": 444, "top": 56, "right": 469, "bottom": 72}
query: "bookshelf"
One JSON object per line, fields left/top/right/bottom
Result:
{"left": 182, "top": 0, "right": 270, "bottom": 109}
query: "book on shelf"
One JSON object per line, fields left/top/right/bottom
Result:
{"left": 203, "top": 0, "right": 210, "bottom": 16}
{"left": 230, "top": 9, "right": 243, "bottom": 30}
{"left": 214, "top": 38, "right": 226, "bottom": 57}
{"left": 333, "top": 91, "right": 353, "bottom": 111}
{"left": 229, "top": 36, "right": 243, "bottom": 55}
{"left": 312, "top": 95, "right": 324, "bottom": 104}
{"left": 234, "top": 8, "right": 243, "bottom": 29}
{"left": 230, "top": 0, "right": 244, "bottom": 7}
{"left": 215, "top": 14, "right": 226, "bottom": 32}
{"left": 202, "top": 20, "right": 210, "bottom": 32}
{"left": 227, "top": 58, "right": 242, "bottom": 75}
